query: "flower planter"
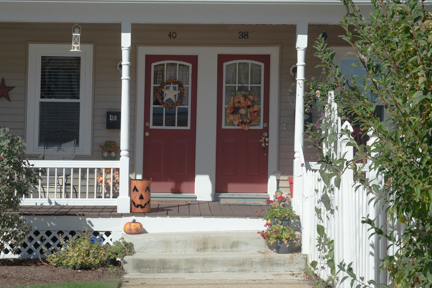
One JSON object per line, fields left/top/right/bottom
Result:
{"left": 274, "top": 240, "right": 297, "bottom": 254}
{"left": 270, "top": 218, "right": 291, "bottom": 226}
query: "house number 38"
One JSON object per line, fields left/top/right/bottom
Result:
{"left": 238, "top": 32, "right": 249, "bottom": 39}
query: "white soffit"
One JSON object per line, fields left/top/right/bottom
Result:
{"left": 0, "top": 0, "right": 377, "bottom": 24}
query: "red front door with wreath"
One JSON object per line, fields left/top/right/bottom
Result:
{"left": 216, "top": 55, "right": 270, "bottom": 193}
{"left": 143, "top": 55, "right": 197, "bottom": 193}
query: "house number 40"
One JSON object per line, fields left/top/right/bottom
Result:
{"left": 238, "top": 32, "right": 249, "bottom": 39}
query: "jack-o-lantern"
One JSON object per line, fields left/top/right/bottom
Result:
{"left": 131, "top": 179, "right": 151, "bottom": 213}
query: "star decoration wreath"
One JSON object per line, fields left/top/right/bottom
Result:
{"left": 226, "top": 91, "right": 261, "bottom": 130}
{"left": 156, "top": 79, "right": 185, "bottom": 109}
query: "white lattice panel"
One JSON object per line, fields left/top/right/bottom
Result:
{"left": 1, "top": 230, "right": 113, "bottom": 259}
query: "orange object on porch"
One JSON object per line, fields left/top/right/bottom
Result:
{"left": 288, "top": 176, "right": 293, "bottom": 198}
{"left": 131, "top": 179, "right": 151, "bottom": 213}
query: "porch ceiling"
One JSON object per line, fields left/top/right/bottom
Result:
{"left": 0, "top": 0, "right": 375, "bottom": 24}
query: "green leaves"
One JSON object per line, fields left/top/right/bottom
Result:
{"left": 0, "top": 127, "right": 39, "bottom": 255}
{"left": 317, "top": 224, "right": 325, "bottom": 238}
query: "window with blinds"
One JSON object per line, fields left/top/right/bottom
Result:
{"left": 38, "top": 56, "right": 81, "bottom": 146}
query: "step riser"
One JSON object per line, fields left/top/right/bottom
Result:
{"left": 124, "top": 232, "right": 269, "bottom": 253}
{"left": 124, "top": 254, "right": 304, "bottom": 274}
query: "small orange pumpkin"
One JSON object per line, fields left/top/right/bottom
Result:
{"left": 123, "top": 219, "right": 143, "bottom": 235}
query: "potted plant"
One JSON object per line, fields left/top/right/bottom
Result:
{"left": 258, "top": 224, "right": 300, "bottom": 254}
{"left": 263, "top": 205, "right": 297, "bottom": 226}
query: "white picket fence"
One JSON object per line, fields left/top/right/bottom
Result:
{"left": 300, "top": 92, "right": 388, "bottom": 286}
{"left": 22, "top": 160, "right": 121, "bottom": 205}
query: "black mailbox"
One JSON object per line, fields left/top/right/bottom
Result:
{"left": 106, "top": 111, "right": 121, "bottom": 129}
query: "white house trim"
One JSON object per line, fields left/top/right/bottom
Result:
{"left": 26, "top": 44, "right": 93, "bottom": 156}
{"left": 0, "top": 2, "right": 373, "bottom": 24}
{"left": 135, "top": 46, "right": 279, "bottom": 200}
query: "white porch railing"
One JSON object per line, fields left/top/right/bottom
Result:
{"left": 24, "top": 160, "right": 121, "bottom": 206}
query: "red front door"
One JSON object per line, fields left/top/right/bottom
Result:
{"left": 143, "top": 55, "right": 197, "bottom": 193}
{"left": 216, "top": 55, "right": 270, "bottom": 193}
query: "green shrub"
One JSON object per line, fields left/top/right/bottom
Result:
{"left": 105, "top": 239, "right": 133, "bottom": 261}
{"left": 46, "top": 231, "right": 108, "bottom": 270}
{"left": 0, "top": 127, "right": 39, "bottom": 254}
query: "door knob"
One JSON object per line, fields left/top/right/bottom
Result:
{"left": 145, "top": 132, "right": 149, "bottom": 136}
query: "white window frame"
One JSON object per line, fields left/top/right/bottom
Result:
{"left": 222, "top": 60, "right": 264, "bottom": 129}
{"left": 26, "top": 44, "right": 93, "bottom": 155}
{"left": 150, "top": 61, "right": 192, "bottom": 130}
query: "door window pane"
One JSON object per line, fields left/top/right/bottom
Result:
{"left": 180, "top": 86, "right": 189, "bottom": 106}
{"left": 165, "top": 108, "right": 176, "bottom": 126}
{"left": 238, "top": 63, "right": 249, "bottom": 85}
{"left": 250, "top": 63, "right": 262, "bottom": 84}
{"left": 225, "top": 86, "right": 236, "bottom": 105}
{"left": 178, "top": 64, "right": 190, "bottom": 85}
{"left": 152, "top": 107, "right": 163, "bottom": 126}
{"left": 250, "top": 86, "right": 262, "bottom": 105}
{"left": 177, "top": 108, "right": 188, "bottom": 127}
{"left": 166, "top": 63, "right": 177, "bottom": 80}
{"left": 153, "top": 64, "right": 165, "bottom": 85}
{"left": 225, "top": 63, "right": 237, "bottom": 84}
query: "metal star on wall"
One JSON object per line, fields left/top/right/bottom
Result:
{"left": 0, "top": 78, "right": 14, "bottom": 102}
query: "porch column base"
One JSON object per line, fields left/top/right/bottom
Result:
{"left": 117, "top": 196, "right": 131, "bottom": 213}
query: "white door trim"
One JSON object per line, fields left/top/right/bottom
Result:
{"left": 136, "top": 46, "right": 279, "bottom": 200}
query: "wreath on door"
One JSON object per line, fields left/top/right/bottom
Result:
{"left": 226, "top": 91, "right": 261, "bottom": 130}
{"left": 156, "top": 79, "right": 185, "bottom": 109}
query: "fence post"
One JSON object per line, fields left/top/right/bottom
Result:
{"left": 367, "top": 131, "right": 388, "bottom": 284}
{"left": 339, "top": 121, "right": 354, "bottom": 288}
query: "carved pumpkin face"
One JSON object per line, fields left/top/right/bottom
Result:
{"left": 131, "top": 179, "right": 151, "bottom": 213}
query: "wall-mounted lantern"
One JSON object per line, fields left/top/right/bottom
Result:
{"left": 70, "top": 24, "right": 81, "bottom": 52}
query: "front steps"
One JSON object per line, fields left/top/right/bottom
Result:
{"left": 123, "top": 231, "right": 306, "bottom": 280}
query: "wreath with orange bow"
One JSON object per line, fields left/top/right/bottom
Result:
{"left": 226, "top": 91, "right": 261, "bottom": 130}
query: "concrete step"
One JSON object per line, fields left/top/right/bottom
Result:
{"left": 123, "top": 251, "right": 305, "bottom": 274}
{"left": 121, "top": 277, "right": 315, "bottom": 288}
{"left": 124, "top": 272, "right": 310, "bottom": 281}
{"left": 123, "top": 231, "right": 270, "bottom": 253}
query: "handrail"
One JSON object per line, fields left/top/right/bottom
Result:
{"left": 28, "top": 160, "right": 120, "bottom": 169}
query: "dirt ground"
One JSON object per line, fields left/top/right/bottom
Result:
{"left": 0, "top": 258, "right": 121, "bottom": 287}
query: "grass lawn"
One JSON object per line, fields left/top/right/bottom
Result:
{"left": 3, "top": 280, "right": 120, "bottom": 288}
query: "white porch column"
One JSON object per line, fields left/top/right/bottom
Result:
{"left": 293, "top": 22, "right": 308, "bottom": 227}
{"left": 117, "top": 21, "right": 131, "bottom": 213}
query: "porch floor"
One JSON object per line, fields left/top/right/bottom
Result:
{"left": 14, "top": 201, "right": 269, "bottom": 218}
